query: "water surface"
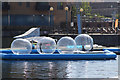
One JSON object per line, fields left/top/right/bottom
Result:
{"left": 2, "top": 56, "right": 118, "bottom": 78}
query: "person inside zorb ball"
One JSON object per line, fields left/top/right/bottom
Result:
{"left": 37, "top": 37, "right": 56, "bottom": 54}
{"left": 75, "top": 34, "right": 93, "bottom": 51}
{"left": 57, "top": 36, "right": 76, "bottom": 54}
{"left": 11, "top": 38, "right": 32, "bottom": 54}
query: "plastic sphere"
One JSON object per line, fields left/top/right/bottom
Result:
{"left": 75, "top": 34, "right": 93, "bottom": 51}
{"left": 32, "top": 36, "right": 44, "bottom": 43}
{"left": 37, "top": 37, "right": 56, "bottom": 54}
{"left": 11, "top": 38, "right": 32, "bottom": 54}
{"left": 57, "top": 36, "right": 76, "bottom": 54}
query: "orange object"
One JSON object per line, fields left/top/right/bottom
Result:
{"left": 115, "top": 19, "right": 118, "bottom": 28}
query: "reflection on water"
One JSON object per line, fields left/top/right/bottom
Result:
{"left": 2, "top": 56, "right": 118, "bottom": 78}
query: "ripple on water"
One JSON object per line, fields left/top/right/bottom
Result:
{"left": 2, "top": 58, "right": 118, "bottom": 78}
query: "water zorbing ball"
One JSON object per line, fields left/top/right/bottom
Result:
{"left": 75, "top": 34, "right": 93, "bottom": 51}
{"left": 57, "top": 36, "right": 76, "bottom": 54}
{"left": 11, "top": 38, "right": 32, "bottom": 54}
{"left": 32, "top": 36, "right": 44, "bottom": 43}
{"left": 37, "top": 37, "right": 56, "bottom": 54}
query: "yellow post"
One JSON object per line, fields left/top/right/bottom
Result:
{"left": 115, "top": 19, "right": 118, "bottom": 28}
{"left": 115, "top": 19, "right": 119, "bottom": 34}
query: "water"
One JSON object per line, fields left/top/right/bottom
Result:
{"left": 2, "top": 56, "right": 118, "bottom": 79}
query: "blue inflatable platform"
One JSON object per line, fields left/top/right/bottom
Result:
{"left": 0, "top": 53, "right": 116, "bottom": 60}
{"left": 103, "top": 48, "right": 120, "bottom": 52}
{"left": 0, "top": 49, "right": 117, "bottom": 60}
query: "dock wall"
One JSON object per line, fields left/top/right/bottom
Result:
{"left": 2, "top": 34, "right": 120, "bottom": 48}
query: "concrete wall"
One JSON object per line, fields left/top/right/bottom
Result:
{"left": 49, "top": 34, "right": 120, "bottom": 47}
{"left": 2, "top": 34, "right": 120, "bottom": 48}
{"left": 90, "top": 34, "right": 120, "bottom": 47}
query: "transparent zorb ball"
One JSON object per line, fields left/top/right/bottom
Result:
{"left": 11, "top": 38, "right": 32, "bottom": 54}
{"left": 75, "top": 34, "right": 93, "bottom": 51}
{"left": 32, "top": 36, "right": 45, "bottom": 43}
{"left": 57, "top": 36, "right": 76, "bottom": 54}
{"left": 37, "top": 37, "right": 56, "bottom": 54}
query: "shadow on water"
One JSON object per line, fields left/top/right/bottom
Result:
{"left": 2, "top": 59, "right": 118, "bottom": 79}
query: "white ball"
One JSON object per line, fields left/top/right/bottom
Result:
{"left": 37, "top": 37, "right": 56, "bottom": 54}
{"left": 57, "top": 36, "right": 76, "bottom": 54}
{"left": 75, "top": 34, "right": 93, "bottom": 51}
{"left": 11, "top": 38, "right": 32, "bottom": 54}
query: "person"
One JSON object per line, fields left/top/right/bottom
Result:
{"left": 115, "top": 27, "right": 119, "bottom": 34}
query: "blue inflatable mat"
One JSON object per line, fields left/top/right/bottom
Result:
{"left": 0, "top": 49, "right": 117, "bottom": 60}
{"left": 103, "top": 49, "right": 120, "bottom": 52}
{"left": 0, "top": 53, "right": 116, "bottom": 60}
{"left": 1, "top": 49, "right": 120, "bottom": 54}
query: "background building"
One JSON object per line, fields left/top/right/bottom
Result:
{"left": 2, "top": 2, "right": 120, "bottom": 48}
{"left": 2, "top": 2, "right": 120, "bottom": 37}
{"left": 90, "top": 2, "right": 118, "bottom": 17}
{"left": 2, "top": 2, "right": 71, "bottom": 36}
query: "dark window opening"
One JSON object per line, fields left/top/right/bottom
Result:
{"left": 35, "top": 2, "right": 50, "bottom": 11}
{"left": 18, "top": 2, "right": 22, "bottom": 6}
{"left": 57, "top": 2, "right": 63, "bottom": 10}
{"left": 2, "top": 2, "right": 10, "bottom": 10}
{"left": 26, "top": 2, "right": 30, "bottom": 8}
